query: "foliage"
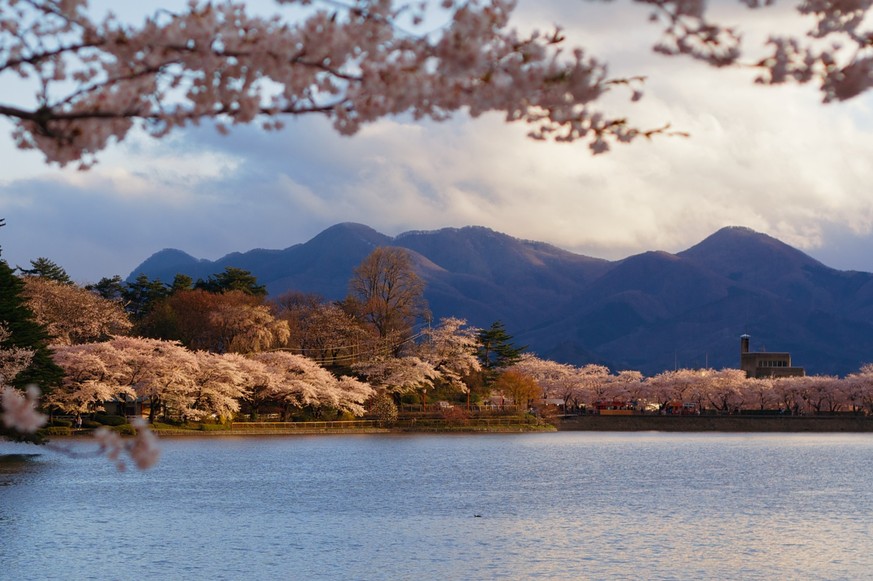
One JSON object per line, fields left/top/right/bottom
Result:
{"left": 491, "top": 369, "right": 541, "bottom": 412}
{"left": 0, "top": 260, "right": 64, "bottom": 390}
{"left": 272, "top": 292, "right": 371, "bottom": 367}
{"left": 141, "top": 289, "right": 289, "bottom": 353}
{"left": 346, "top": 247, "right": 428, "bottom": 346}
{"left": 17, "top": 258, "right": 73, "bottom": 285}
{"left": 22, "top": 276, "right": 132, "bottom": 345}
{"left": 194, "top": 267, "right": 267, "bottom": 297}
{"left": 367, "top": 391, "right": 399, "bottom": 423}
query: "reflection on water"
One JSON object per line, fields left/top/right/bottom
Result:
{"left": 1, "top": 432, "right": 872, "bottom": 580}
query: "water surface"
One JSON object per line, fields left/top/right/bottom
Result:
{"left": 2, "top": 432, "right": 871, "bottom": 580}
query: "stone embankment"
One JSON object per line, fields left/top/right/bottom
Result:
{"left": 557, "top": 415, "right": 873, "bottom": 432}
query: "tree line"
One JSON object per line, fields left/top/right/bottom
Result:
{"left": 4, "top": 245, "right": 873, "bottom": 439}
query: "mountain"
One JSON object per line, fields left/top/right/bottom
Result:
{"left": 128, "top": 223, "right": 873, "bottom": 377}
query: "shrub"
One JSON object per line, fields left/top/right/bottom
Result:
{"left": 82, "top": 420, "right": 102, "bottom": 429}
{"left": 50, "top": 419, "right": 72, "bottom": 428}
{"left": 43, "top": 426, "right": 72, "bottom": 436}
{"left": 93, "top": 413, "right": 127, "bottom": 427}
{"left": 111, "top": 424, "right": 136, "bottom": 436}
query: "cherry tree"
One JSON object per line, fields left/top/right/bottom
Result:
{"left": 772, "top": 376, "right": 805, "bottom": 415}
{"left": 190, "top": 351, "right": 252, "bottom": 422}
{"left": 251, "top": 351, "right": 374, "bottom": 418}
{"left": 742, "top": 377, "right": 777, "bottom": 411}
{"left": 607, "top": 370, "right": 646, "bottom": 407}
{"left": 797, "top": 374, "right": 846, "bottom": 414}
{"left": 272, "top": 294, "right": 371, "bottom": 366}
{"left": 22, "top": 276, "right": 132, "bottom": 345}
{"left": 48, "top": 341, "right": 134, "bottom": 416}
{"left": 647, "top": 368, "right": 698, "bottom": 410}
{"left": 704, "top": 369, "right": 748, "bottom": 413}
{"left": 415, "top": 317, "right": 481, "bottom": 393}
{"left": 353, "top": 354, "right": 438, "bottom": 407}
{"left": 107, "top": 336, "right": 199, "bottom": 421}
{"left": 0, "top": 323, "right": 33, "bottom": 385}
{"left": 510, "top": 353, "right": 575, "bottom": 406}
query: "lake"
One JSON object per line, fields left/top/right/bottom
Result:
{"left": 2, "top": 432, "right": 872, "bottom": 580}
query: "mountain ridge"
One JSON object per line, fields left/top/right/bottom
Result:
{"left": 127, "top": 223, "right": 873, "bottom": 377}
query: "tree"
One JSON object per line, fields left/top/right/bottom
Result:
{"left": 510, "top": 354, "right": 575, "bottom": 407}
{"left": 17, "top": 258, "right": 73, "bottom": 285}
{"left": 123, "top": 274, "right": 171, "bottom": 320}
{"left": 22, "top": 276, "right": 132, "bottom": 345}
{"left": 415, "top": 317, "right": 481, "bottom": 394}
{"left": 0, "top": 324, "right": 34, "bottom": 386}
{"left": 190, "top": 352, "right": 251, "bottom": 422}
{"left": 346, "top": 247, "right": 428, "bottom": 348}
{"left": 142, "top": 289, "right": 289, "bottom": 353}
{"left": 272, "top": 292, "right": 371, "bottom": 367}
{"left": 250, "top": 351, "right": 374, "bottom": 419}
{"left": 48, "top": 342, "right": 134, "bottom": 416}
{"left": 86, "top": 275, "right": 126, "bottom": 302}
{"left": 0, "top": 260, "right": 64, "bottom": 390}
{"left": 477, "top": 321, "right": 525, "bottom": 371}
{"left": 195, "top": 267, "right": 267, "bottom": 297}
{"left": 353, "top": 355, "right": 438, "bottom": 408}
{"left": 491, "top": 369, "right": 540, "bottom": 413}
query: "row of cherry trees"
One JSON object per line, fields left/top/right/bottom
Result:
{"left": 511, "top": 355, "right": 873, "bottom": 415}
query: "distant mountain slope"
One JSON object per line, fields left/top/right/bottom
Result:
{"left": 128, "top": 224, "right": 873, "bottom": 377}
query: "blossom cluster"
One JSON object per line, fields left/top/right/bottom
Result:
{"left": 1, "top": 0, "right": 870, "bottom": 165}
{"left": 0, "top": 0, "right": 654, "bottom": 167}
{"left": 508, "top": 354, "right": 873, "bottom": 414}
{"left": 93, "top": 418, "right": 160, "bottom": 471}
{"left": 1, "top": 385, "right": 47, "bottom": 433}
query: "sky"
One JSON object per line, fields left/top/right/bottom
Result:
{"left": 1, "top": 0, "right": 873, "bottom": 285}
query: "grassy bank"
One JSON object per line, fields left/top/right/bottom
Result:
{"left": 148, "top": 417, "right": 556, "bottom": 436}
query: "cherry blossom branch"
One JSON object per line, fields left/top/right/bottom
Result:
{"left": 0, "top": 0, "right": 654, "bottom": 167}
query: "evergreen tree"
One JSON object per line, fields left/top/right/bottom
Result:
{"left": 195, "top": 267, "right": 266, "bottom": 297}
{"left": 0, "top": 260, "right": 64, "bottom": 390}
{"left": 123, "top": 274, "right": 170, "bottom": 319}
{"left": 86, "top": 275, "right": 125, "bottom": 301}
{"left": 17, "top": 257, "right": 73, "bottom": 285}
{"left": 171, "top": 273, "right": 194, "bottom": 293}
{"left": 477, "top": 321, "right": 526, "bottom": 371}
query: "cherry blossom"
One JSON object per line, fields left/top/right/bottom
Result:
{"left": 93, "top": 418, "right": 160, "bottom": 471}
{"left": 1, "top": 0, "right": 870, "bottom": 166}
{"left": 1, "top": 385, "right": 47, "bottom": 433}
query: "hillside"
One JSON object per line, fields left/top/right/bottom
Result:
{"left": 127, "top": 224, "right": 873, "bottom": 376}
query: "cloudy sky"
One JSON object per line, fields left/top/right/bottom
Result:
{"left": 1, "top": 0, "right": 872, "bottom": 284}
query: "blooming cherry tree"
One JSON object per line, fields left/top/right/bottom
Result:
{"left": 251, "top": 351, "right": 374, "bottom": 417}
{"left": 22, "top": 276, "right": 132, "bottom": 345}
{"left": 48, "top": 341, "right": 135, "bottom": 416}
{"left": 415, "top": 317, "right": 481, "bottom": 392}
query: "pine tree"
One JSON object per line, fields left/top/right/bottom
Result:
{"left": 17, "top": 257, "right": 73, "bottom": 285}
{"left": 0, "top": 260, "right": 64, "bottom": 390}
{"left": 477, "top": 321, "right": 526, "bottom": 371}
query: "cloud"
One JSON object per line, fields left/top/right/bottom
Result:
{"left": 2, "top": 0, "right": 873, "bottom": 283}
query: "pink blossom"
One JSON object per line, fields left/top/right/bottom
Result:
{"left": 129, "top": 418, "right": 160, "bottom": 470}
{"left": 1, "top": 385, "right": 47, "bottom": 433}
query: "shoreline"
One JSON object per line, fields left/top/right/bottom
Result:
{"left": 556, "top": 415, "right": 873, "bottom": 432}
{"left": 44, "top": 415, "right": 873, "bottom": 438}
